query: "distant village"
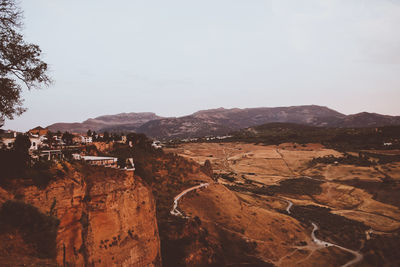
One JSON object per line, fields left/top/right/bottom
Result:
{"left": 0, "top": 126, "right": 161, "bottom": 170}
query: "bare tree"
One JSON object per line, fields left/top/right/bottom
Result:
{"left": 0, "top": 0, "right": 51, "bottom": 126}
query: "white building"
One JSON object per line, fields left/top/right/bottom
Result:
{"left": 0, "top": 131, "right": 16, "bottom": 149}
{"left": 39, "top": 150, "right": 63, "bottom": 161}
{"left": 29, "top": 137, "right": 42, "bottom": 150}
{"left": 152, "top": 141, "right": 162, "bottom": 149}
{"left": 81, "top": 136, "right": 93, "bottom": 144}
{"left": 1, "top": 137, "right": 15, "bottom": 149}
{"left": 73, "top": 154, "right": 117, "bottom": 167}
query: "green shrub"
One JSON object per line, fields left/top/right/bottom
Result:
{"left": 27, "top": 161, "right": 55, "bottom": 188}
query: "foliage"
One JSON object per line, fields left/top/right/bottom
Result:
{"left": 117, "top": 157, "right": 126, "bottom": 168}
{"left": 14, "top": 132, "right": 31, "bottom": 151}
{"left": 228, "top": 177, "right": 324, "bottom": 196}
{"left": 362, "top": 152, "right": 400, "bottom": 164}
{"left": 0, "top": 200, "right": 59, "bottom": 258}
{"left": 309, "top": 153, "right": 375, "bottom": 167}
{"left": 61, "top": 131, "right": 73, "bottom": 146}
{"left": 0, "top": 133, "right": 30, "bottom": 180}
{"left": 362, "top": 229, "right": 400, "bottom": 266}
{"left": 291, "top": 205, "right": 368, "bottom": 250}
{"left": 229, "top": 123, "right": 400, "bottom": 150}
{"left": 26, "top": 160, "right": 55, "bottom": 188}
{"left": 337, "top": 179, "right": 400, "bottom": 208}
{"left": 217, "top": 173, "right": 236, "bottom": 182}
{"left": 103, "top": 131, "right": 110, "bottom": 142}
{"left": 0, "top": 0, "right": 51, "bottom": 125}
{"left": 43, "top": 131, "right": 55, "bottom": 147}
{"left": 126, "top": 132, "right": 152, "bottom": 148}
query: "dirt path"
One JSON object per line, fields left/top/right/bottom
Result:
{"left": 276, "top": 149, "right": 295, "bottom": 175}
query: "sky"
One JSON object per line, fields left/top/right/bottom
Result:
{"left": 3, "top": 0, "right": 400, "bottom": 131}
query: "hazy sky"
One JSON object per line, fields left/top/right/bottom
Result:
{"left": 4, "top": 0, "right": 400, "bottom": 131}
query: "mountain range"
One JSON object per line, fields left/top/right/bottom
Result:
{"left": 47, "top": 105, "right": 400, "bottom": 139}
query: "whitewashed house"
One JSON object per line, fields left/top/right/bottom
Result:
{"left": 152, "top": 141, "right": 162, "bottom": 149}
{"left": 80, "top": 136, "right": 93, "bottom": 144}
{"left": 29, "top": 137, "right": 42, "bottom": 150}
{"left": 0, "top": 136, "right": 16, "bottom": 149}
{"left": 39, "top": 150, "right": 63, "bottom": 161}
{"left": 81, "top": 155, "right": 117, "bottom": 167}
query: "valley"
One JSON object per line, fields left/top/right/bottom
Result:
{"left": 1, "top": 126, "right": 399, "bottom": 266}
{"left": 165, "top": 142, "right": 400, "bottom": 266}
{"left": 1, "top": 0, "right": 399, "bottom": 265}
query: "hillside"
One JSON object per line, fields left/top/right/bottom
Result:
{"left": 48, "top": 112, "right": 162, "bottom": 133}
{"left": 228, "top": 122, "right": 400, "bottom": 150}
{"left": 165, "top": 141, "right": 400, "bottom": 266}
{"left": 47, "top": 105, "right": 400, "bottom": 139}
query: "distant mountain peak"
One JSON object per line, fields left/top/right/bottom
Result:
{"left": 47, "top": 105, "right": 400, "bottom": 137}
{"left": 47, "top": 112, "right": 163, "bottom": 133}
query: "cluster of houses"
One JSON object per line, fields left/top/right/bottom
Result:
{"left": 0, "top": 126, "right": 94, "bottom": 151}
{"left": 0, "top": 126, "right": 136, "bottom": 170}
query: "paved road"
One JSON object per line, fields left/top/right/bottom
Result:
{"left": 311, "top": 222, "right": 363, "bottom": 267}
{"left": 170, "top": 183, "right": 209, "bottom": 218}
{"left": 282, "top": 198, "right": 293, "bottom": 214}
{"left": 280, "top": 196, "right": 363, "bottom": 267}
{"left": 170, "top": 181, "right": 363, "bottom": 267}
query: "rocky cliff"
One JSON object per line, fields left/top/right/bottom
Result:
{"left": 13, "top": 164, "right": 161, "bottom": 266}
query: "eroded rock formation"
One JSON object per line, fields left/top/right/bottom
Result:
{"left": 17, "top": 164, "right": 161, "bottom": 266}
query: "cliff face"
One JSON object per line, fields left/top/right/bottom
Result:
{"left": 18, "top": 164, "right": 161, "bottom": 266}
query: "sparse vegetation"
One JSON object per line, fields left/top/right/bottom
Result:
{"left": 362, "top": 229, "right": 400, "bottom": 266}
{"left": 336, "top": 179, "right": 400, "bottom": 208}
{"left": 0, "top": 200, "right": 59, "bottom": 258}
{"left": 107, "top": 133, "right": 217, "bottom": 266}
{"left": 0, "top": 134, "right": 31, "bottom": 181}
{"left": 309, "top": 153, "right": 375, "bottom": 167}
{"left": 228, "top": 123, "right": 400, "bottom": 150}
{"left": 228, "top": 178, "right": 324, "bottom": 197}
{"left": 291, "top": 205, "right": 368, "bottom": 250}
{"left": 27, "top": 160, "right": 55, "bottom": 189}
{"left": 218, "top": 173, "right": 236, "bottom": 182}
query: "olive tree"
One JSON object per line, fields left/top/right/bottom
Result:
{"left": 0, "top": 0, "right": 51, "bottom": 126}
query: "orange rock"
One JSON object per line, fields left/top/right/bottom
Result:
{"left": 19, "top": 164, "right": 161, "bottom": 266}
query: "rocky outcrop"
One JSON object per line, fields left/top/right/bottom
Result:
{"left": 18, "top": 164, "right": 161, "bottom": 266}
{"left": 200, "top": 160, "right": 213, "bottom": 180}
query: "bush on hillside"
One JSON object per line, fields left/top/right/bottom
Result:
{"left": 0, "top": 200, "right": 60, "bottom": 258}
